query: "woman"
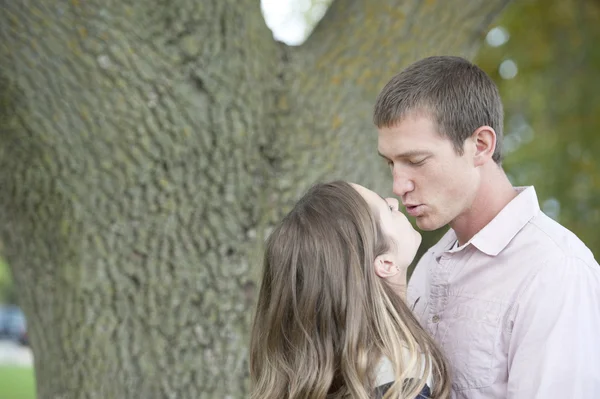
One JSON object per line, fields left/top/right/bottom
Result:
{"left": 249, "top": 181, "right": 451, "bottom": 398}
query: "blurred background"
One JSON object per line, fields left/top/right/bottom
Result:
{"left": 1, "top": 0, "right": 598, "bottom": 397}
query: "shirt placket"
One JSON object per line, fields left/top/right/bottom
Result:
{"left": 426, "top": 250, "right": 454, "bottom": 339}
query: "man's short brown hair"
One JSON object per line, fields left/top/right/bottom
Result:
{"left": 373, "top": 56, "right": 504, "bottom": 164}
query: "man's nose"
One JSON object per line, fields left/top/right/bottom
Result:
{"left": 392, "top": 170, "right": 415, "bottom": 198}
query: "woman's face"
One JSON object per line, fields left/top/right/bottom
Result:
{"left": 352, "top": 183, "right": 422, "bottom": 273}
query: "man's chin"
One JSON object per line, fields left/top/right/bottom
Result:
{"left": 415, "top": 216, "right": 444, "bottom": 232}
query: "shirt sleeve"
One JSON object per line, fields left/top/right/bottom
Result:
{"left": 507, "top": 256, "right": 600, "bottom": 398}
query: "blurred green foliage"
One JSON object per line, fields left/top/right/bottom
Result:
{"left": 475, "top": 0, "right": 600, "bottom": 258}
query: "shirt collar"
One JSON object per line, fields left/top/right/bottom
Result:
{"left": 431, "top": 229, "right": 458, "bottom": 259}
{"left": 431, "top": 186, "right": 540, "bottom": 258}
{"left": 470, "top": 186, "right": 539, "bottom": 256}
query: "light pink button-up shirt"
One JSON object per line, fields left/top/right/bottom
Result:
{"left": 407, "top": 186, "right": 600, "bottom": 398}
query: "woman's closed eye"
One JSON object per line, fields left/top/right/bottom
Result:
{"left": 385, "top": 198, "right": 399, "bottom": 212}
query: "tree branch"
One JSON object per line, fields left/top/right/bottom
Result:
{"left": 303, "top": 0, "right": 512, "bottom": 91}
{"left": 276, "top": 0, "right": 513, "bottom": 196}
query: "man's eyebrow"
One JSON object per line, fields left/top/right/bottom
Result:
{"left": 378, "top": 150, "right": 432, "bottom": 159}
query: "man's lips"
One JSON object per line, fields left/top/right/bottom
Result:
{"left": 404, "top": 204, "right": 424, "bottom": 217}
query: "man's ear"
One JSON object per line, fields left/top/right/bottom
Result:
{"left": 471, "top": 126, "right": 497, "bottom": 167}
{"left": 374, "top": 253, "right": 400, "bottom": 279}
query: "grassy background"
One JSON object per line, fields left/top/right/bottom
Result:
{"left": 0, "top": 366, "right": 36, "bottom": 399}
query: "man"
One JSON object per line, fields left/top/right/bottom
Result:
{"left": 374, "top": 56, "right": 600, "bottom": 398}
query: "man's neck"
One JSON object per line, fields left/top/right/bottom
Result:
{"left": 451, "top": 165, "right": 518, "bottom": 245}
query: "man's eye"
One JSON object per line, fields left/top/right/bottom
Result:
{"left": 409, "top": 158, "right": 427, "bottom": 166}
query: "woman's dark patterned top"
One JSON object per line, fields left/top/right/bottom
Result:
{"left": 374, "top": 379, "right": 431, "bottom": 399}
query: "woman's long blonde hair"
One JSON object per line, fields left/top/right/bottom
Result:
{"left": 250, "top": 181, "right": 450, "bottom": 398}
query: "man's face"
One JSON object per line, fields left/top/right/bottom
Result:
{"left": 377, "top": 113, "right": 479, "bottom": 231}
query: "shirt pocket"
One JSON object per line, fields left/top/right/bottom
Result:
{"left": 439, "top": 297, "right": 506, "bottom": 391}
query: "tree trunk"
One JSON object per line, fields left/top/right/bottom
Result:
{"left": 0, "top": 0, "right": 510, "bottom": 397}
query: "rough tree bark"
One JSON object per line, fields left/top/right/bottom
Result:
{"left": 0, "top": 0, "right": 510, "bottom": 397}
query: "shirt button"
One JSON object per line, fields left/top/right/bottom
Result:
{"left": 432, "top": 315, "right": 440, "bottom": 323}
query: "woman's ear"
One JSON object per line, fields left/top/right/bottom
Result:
{"left": 374, "top": 253, "right": 400, "bottom": 279}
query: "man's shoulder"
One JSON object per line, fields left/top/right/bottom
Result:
{"left": 524, "top": 211, "right": 597, "bottom": 268}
